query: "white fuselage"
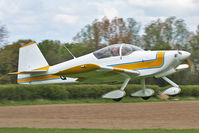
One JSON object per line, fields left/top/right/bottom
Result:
{"left": 48, "top": 50, "right": 185, "bottom": 77}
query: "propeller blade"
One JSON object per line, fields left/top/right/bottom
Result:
{"left": 186, "top": 59, "right": 195, "bottom": 73}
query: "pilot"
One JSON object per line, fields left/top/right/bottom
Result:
{"left": 111, "top": 47, "right": 119, "bottom": 56}
{"left": 121, "top": 47, "right": 127, "bottom": 55}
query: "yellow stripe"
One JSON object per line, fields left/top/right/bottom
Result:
{"left": 114, "top": 68, "right": 124, "bottom": 72}
{"left": 56, "top": 64, "right": 100, "bottom": 75}
{"left": 112, "top": 52, "right": 164, "bottom": 70}
{"left": 20, "top": 42, "right": 36, "bottom": 48}
{"left": 34, "top": 65, "right": 50, "bottom": 71}
{"left": 18, "top": 75, "right": 60, "bottom": 83}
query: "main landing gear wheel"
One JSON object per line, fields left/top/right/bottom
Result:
{"left": 112, "top": 98, "right": 123, "bottom": 102}
{"left": 142, "top": 96, "right": 151, "bottom": 100}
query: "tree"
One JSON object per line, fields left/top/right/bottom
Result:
{"left": 0, "top": 23, "right": 8, "bottom": 45}
{"left": 189, "top": 26, "right": 199, "bottom": 51}
{"left": 58, "top": 43, "right": 95, "bottom": 62}
{"left": 0, "top": 40, "right": 33, "bottom": 84}
{"left": 73, "top": 19, "right": 102, "bottom": 50}
{"left": 189, "top": 25, "right": 199, "bottom": 78}
{"left": 73, "top": 17, "right": 141, "bottom": 50}
{"left": 100, "top": 17, "right": 141, "bottom": 45}
{"left": 38, "top": 40, "right": 63, "bottom": 65}
{"left": 143, "top": 17, "right": 191, "bottom": 50}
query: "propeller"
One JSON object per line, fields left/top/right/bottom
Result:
{"left": 186, "top": 58, "right": 195, "bottom": 74}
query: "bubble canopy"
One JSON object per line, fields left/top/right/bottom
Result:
{"left": 93, "top": 44, "right": 143, "bottom": 59}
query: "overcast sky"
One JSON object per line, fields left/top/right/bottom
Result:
{"left": 0, "top": 0, "right": 199, "bottom": 44}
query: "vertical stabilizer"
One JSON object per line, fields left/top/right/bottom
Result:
{"left": 18, "top": 42, "right": 49, "bottom": 72}
{"left": 17, "top": 42, "right": 49, "bottom": 84}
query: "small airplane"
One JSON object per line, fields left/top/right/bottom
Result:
{"left": 9, "top": 42, "right": 192, "bottom": 101}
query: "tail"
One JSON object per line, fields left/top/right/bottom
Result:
{"left": 9, "top": 42, "right": 77, "bottom": 84}
{"left": 9, "top": 42, "right": 50, "bottom": 84}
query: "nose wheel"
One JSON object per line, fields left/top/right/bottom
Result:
{"left": 131, "top": 78, "right": 154, "bottom": 100}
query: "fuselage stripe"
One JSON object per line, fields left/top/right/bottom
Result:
{"left": 108, "top": 52, "right": 165, "bottom": 70}
{"left": 18, "top": 78, "right": 60, "bottom": 84}
{"left": 17, "top": 75, "right": 60, "bottom": 83}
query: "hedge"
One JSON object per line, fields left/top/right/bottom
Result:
{"left": 0, "top": 84, "right": 198, "bottom": 101}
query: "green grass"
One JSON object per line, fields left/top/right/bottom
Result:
{"left": 0, "top": 97, "right": 198, "bottom": 106}
{"left": 0, "top": 128, "right": 198, "bottom": 133}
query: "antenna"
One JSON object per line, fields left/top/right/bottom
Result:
{"left": 64, "top": 45, "right": 76, "bottom": 59}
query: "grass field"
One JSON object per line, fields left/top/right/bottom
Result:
{"left": 0, "top": 128, "right": 198, "bottom": 133}
{"left": 0, "top": 97, "right": 198, "bottom": 106}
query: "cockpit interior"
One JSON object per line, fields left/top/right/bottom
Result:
{"left": 93, "top": 44, "right": 143, "bottom": 59}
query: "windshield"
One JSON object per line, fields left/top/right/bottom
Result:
{"left": 93, "top": 44, "right": 143, "bottom": 59}
{"left": 121, "top": 44, "right": 143, "bottom": 56}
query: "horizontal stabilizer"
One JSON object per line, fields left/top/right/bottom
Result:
{"left": 9, "top": 65, "right": 50, "bottom": 75}
{"left": 9, "top": 70, "right": 47, "bottom": 75}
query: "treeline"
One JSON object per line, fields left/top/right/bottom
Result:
{"left": 0, "top": 84, "right": 198, "bottom": 101}
{"left": 0, "top": 16, "right": 199, "bottom": 85}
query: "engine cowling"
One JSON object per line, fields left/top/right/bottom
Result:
{"left": 161, "top": 87, "right": 181, "bottom": 96}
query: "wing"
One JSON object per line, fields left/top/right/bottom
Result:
{"left": 100, "top": 66, "right": 139, "bottom": 75}
{"left": 55, "top": 64, "right": 139, "bottom": 83}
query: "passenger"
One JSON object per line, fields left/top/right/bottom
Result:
{"left": 121, "top": 47, "right": 127, "bottom": 55}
